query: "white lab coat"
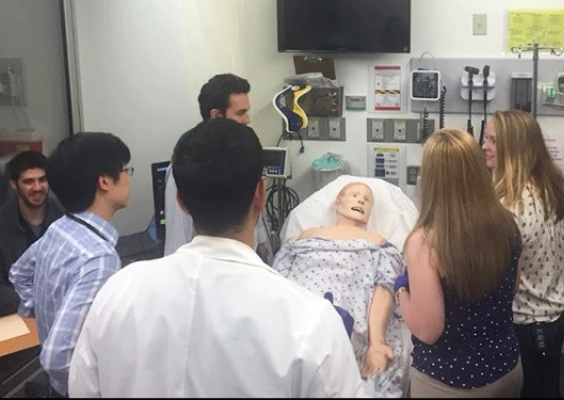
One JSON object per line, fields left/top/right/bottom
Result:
{"left": 69, "top": 236, "right": 367, "bottom": 398}
{"left": 163, "top": 165, "right": 193, "bottom": 256}
{"left": 163, "top": 166, "right": 270, "bottom": 256}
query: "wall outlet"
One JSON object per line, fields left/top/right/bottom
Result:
{"left": 328, "top": 118, "right": 343, "bottom": 139}
{"left": 369, "top": 119, "right": 384, "bottom": 141}
{"left": 328, "top": 118, "right": 341, "bottom": 139}
{"left": 307, "top": 118, "right": 320, "bottom": 139}
{"left": 393, "top": 121, "right": 407, "bottom": 141}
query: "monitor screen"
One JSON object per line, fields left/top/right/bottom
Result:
{"left": 277, "top": 0, "right": 411, "bottom": 53}
{"left": 151, "top": 161, "right": 170, "bottom": 243}
{"left": 264, "top": 149, "right": 286, "bottom": 169}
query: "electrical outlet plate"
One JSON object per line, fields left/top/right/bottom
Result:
{"left": 393, "top": 121, "right": 407, "bottom": 142}
{"left": 307, "top": 118, "right": 320, "bottom": 139}
{"left": 0, "top": 57, "right": 26, "bottom": 106}
{"left": 369, "top": 119, "right": 384, "bottom": 141}
{"left": 329, "top": 118, "right": 341, "bottom": 139}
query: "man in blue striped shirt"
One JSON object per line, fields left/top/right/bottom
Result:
{"left": 9, "top": 132, "right": 131, "bottom": 397}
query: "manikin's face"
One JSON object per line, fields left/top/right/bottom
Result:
{"left": 11, "top": 168, "right": 48, "bottom": 209}
{"left": 482, "top": 120, "right": 498, "bottom": 169}
{"left": 335, "top": 183, "right": 374, "bottom": 225}
{"left": 224, "top": 93, "right": 251, "bottom": 125}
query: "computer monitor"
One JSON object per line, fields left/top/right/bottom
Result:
{"left": 151, "top": 161, "right": 170, "bottom": 243}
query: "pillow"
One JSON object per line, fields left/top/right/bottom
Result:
{"left": 280, "top": 175, "right": 419, "bottom": 251}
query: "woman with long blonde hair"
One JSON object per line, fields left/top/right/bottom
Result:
{"left": 483, "top": 109, "right": 564, "bottom": 398}
{"left": 395, "top": 129, "right": 523, "bottom": 397}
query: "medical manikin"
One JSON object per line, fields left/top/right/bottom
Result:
{"left": 272, "top": 182, "right": 410, "bottom": 398}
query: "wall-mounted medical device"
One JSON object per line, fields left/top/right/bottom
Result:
{"left": 263, "top": 147, "right": 290, "bottom": 179}
{"left": 410, "top": 70, "right": 442, "bottom": 101}
{"left": 460, "top": 70, "right": 496, "bottom": 101}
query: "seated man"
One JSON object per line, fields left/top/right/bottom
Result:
{"left": 273, "top": 182, "right": 410, "bottom": 398}
{"left": 0, "top": 150, "right": 64, "bottom": 316}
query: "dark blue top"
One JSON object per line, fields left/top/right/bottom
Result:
{"left": 411, "top": 234, "right": 522, "bottom": 388}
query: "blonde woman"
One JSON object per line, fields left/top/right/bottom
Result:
{"left": 483, "top": 109, "right": 564, "bottom": 398}
{"left": 395, "top": 129, "right": 523, "bottom": 397}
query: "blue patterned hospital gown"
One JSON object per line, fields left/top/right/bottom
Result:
{"left": 272, "top": 238, "right": 410, "bottom": 398}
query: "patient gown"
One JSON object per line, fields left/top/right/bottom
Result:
{"left": 272, "top": 238, "right": 410, "bottom": 398}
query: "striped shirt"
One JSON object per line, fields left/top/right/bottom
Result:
{"left": 9, "top": 211, "right": 120, "bottom": 396}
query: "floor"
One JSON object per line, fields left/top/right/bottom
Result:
{"left": 4, "top": 357, "right": 564, "bottom": 398}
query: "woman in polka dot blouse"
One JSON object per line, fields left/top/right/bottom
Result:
{"left": 484, "top": 110, "right": 564, "bottom": 398}
{"left": 396, "top": 129, "right": 523, "bottom": 397}
{"left": 273, "top": 182, "right": 411, "bottom": 398}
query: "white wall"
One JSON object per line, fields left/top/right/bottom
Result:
{"left": 73, "top": 0, "right": 564, "bottom": 234}
{"left": 282, "top": 0, "right": 564, "bottom": 205}
{"left": 0, "top": 0, "right": 69, "bottom": 155}
{"left": 74, "top": 0, "right": 294, "bottom": 235}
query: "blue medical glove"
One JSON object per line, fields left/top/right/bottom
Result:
{"left": 393, "top": 269, "right": 409, "bottom": 293}
{"left": 324, "top": 292, "right": 354, "bottom": 338}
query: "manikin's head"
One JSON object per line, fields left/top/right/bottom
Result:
{"left": 7, "top": 150, "right": 49, "bottom": 210}
{"left": 198, "top": 73, "right": 251, "bottom": 125}
{"left": 334, "top": 182, "right": 374, "bottom": 228}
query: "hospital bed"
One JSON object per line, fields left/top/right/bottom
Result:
{"left": 278, "top": 175, "right": 419, "bottom": 397}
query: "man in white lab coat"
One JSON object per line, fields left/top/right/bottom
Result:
{"left": 68, "top": 118, "right": 367, "bottom": 398}
{"left": 164, "top": 73, "right": 270, "bottom": 262}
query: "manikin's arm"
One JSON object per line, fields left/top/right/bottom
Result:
{"left": 360, "top": 285, "right": 394, "bottom": 379}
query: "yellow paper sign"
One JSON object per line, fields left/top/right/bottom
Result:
{"left": 508, "top": 9, "right": 564, "bottom": 50}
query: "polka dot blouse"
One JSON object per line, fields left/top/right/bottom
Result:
{"left": 510, "top": 185, "right": 564, "bottom": 324}
{"left": 411, "top": 232, "right": 522, "bottom": 389}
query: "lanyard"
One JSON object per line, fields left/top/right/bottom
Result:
{"left": 66, "top": 213, "right": 109, "bottom": 242}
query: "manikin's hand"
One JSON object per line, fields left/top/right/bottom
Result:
{"left": 360, "top": 342, "right": 394, "bottom": 379}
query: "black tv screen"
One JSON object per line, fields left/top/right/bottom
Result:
{"left": 277, "top": 0, "right": 411, "bottom": 53}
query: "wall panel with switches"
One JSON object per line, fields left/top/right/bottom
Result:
{"left": 298, "top": 117, "right": 346, "bottom": 141}
{"left": 367, "top": 118, "right": 435, "bottom": 144}
{"left": 0, "top": 58, "right": 26, "bottom": 106}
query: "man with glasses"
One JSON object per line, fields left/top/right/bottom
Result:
{"left": 10, "top": 132, "right": 131, "bottom": 398}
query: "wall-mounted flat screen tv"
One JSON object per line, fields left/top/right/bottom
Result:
{"left": 277, "top": 0, "right": 411, "bottom": 53}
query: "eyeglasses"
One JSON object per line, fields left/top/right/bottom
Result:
{"left": 122, "top": 166, "right": 135, "bottom": 177}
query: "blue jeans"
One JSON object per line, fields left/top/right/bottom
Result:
{"left": 514, "top": 312, "right": 564, "bottom": 398}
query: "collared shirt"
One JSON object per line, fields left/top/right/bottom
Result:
{"left": 511, "top": 185, "right": 564, "bottom": 324}
{"left": 69, "top": 236, "right": 366, "bottom": 398}
{"left": 0, "top": 192, "right": 64, "bottom": 316}
{"left": 9, "top": 211, "right": 120, "bottom": 396}
{"left": 0, "top": 192, "right": 64, "bottom": 285}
